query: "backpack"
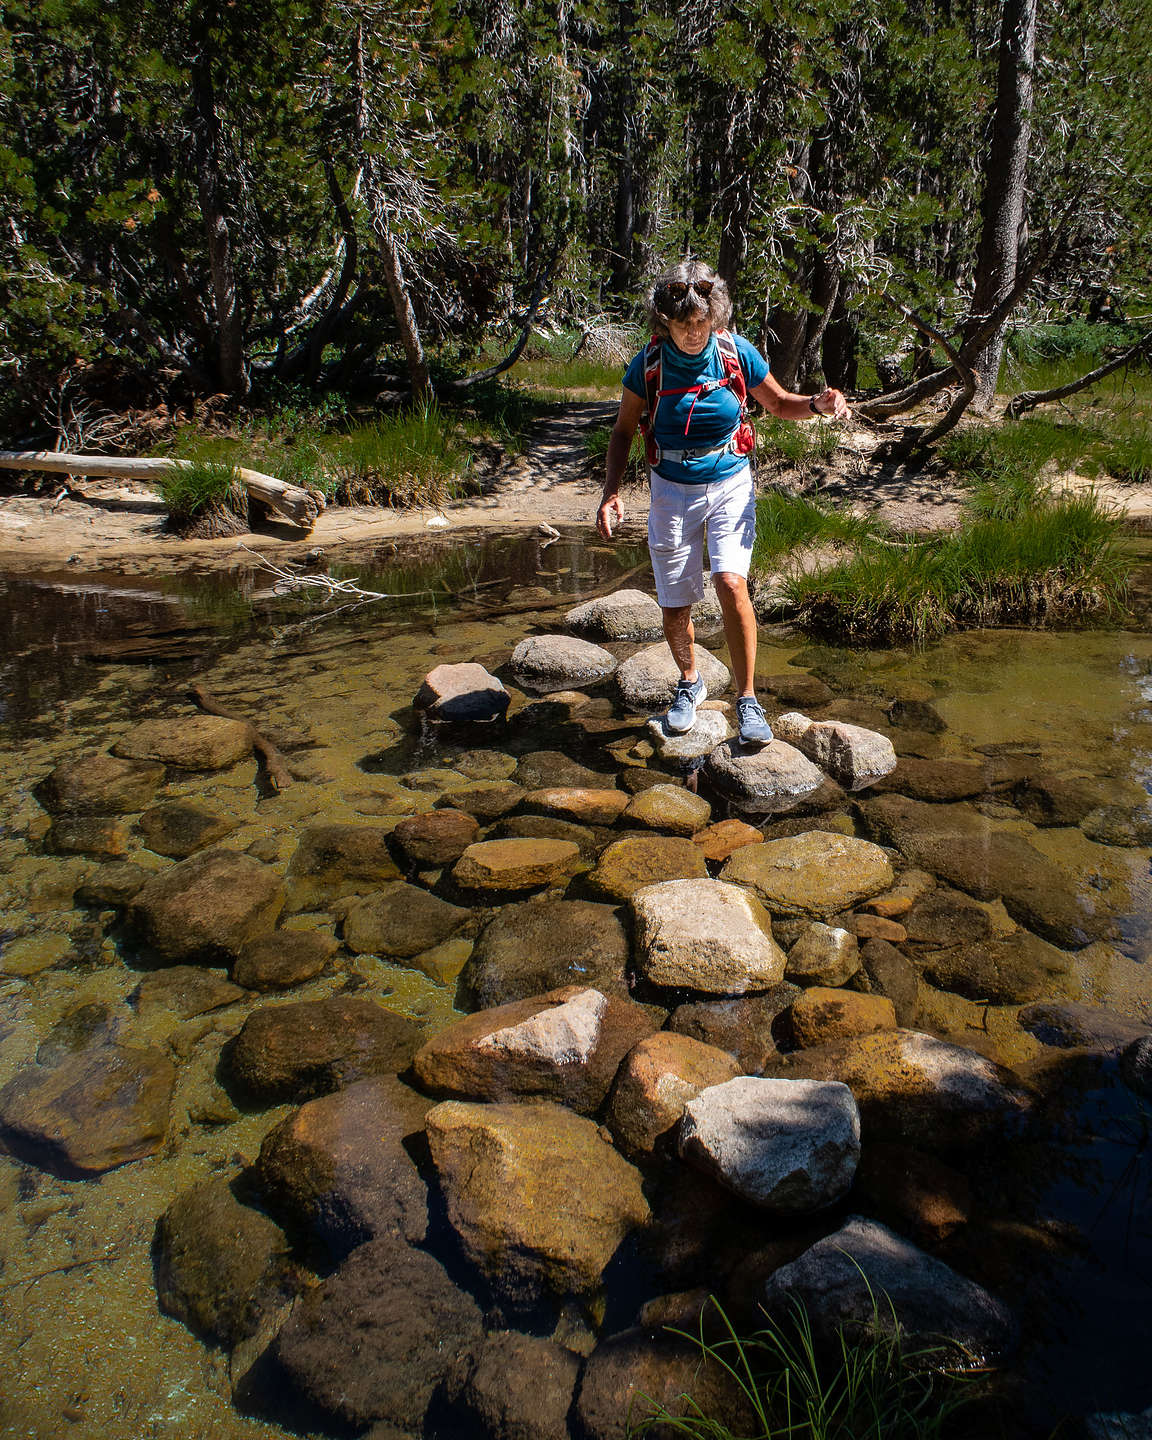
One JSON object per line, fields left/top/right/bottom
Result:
{"left": 637, "top": 328, "right": 756, "bottom": 469}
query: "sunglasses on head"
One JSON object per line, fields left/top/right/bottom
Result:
{"left": 659, "top": 279, "right": 715, "bottom": 304}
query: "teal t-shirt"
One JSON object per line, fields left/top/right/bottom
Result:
{"left": 622, "top": 332, "right": 769, "bottom": 484}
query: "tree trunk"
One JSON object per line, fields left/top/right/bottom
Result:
{"left": 375, "top": 223, "right": 432, "bottom": 400}
{"left": 190, "top": 55, "right": 248, "bottom": 396}
{"left": 966, "top": 0, "right": 1037, "bottom": 411}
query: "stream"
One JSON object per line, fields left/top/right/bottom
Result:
{"left": 1, "top": 528, "right": 1151, "bottom": 1439}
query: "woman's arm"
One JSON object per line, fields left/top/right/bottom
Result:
{"left": 597, "top": 387, "right": 646, "bottom": 539}
{"left": 749, "top": 371, "right": 850, "bottom": 421}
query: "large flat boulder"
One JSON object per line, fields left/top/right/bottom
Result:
{"left": 0, "top": 1042, "right": 175, "bottom": 1176}
{"left": 721, "top": 832, "right": 894, "bottom": 919}
{"left": 679, "top": 1075, "right": 860, "bottom": 1212}
{"left": 411, "top": 985, "right": 656, "bottom": 1113}
{"left": 761, "top": 1215, "right": 1016, "bottom": 1359}
{"left": 452, "top": 837, "right": 581, "bottom": 893}
{"left": 857, "top": 793, "right": 1115, "bottom": 947}
{"left": 128, "top": 849, "right": 285, "bottom": 962}
{"left": 224, "top": 997, "right": 425, "bottom": 1105}
{"left": 631, "top": 878, "right": 784, "bottom": 994}
{"left": 252, "top": 1076, "right": 431, "bottom": 1258}
{"left": 425, "top": 1100, "right": 649, "bottom": 1299}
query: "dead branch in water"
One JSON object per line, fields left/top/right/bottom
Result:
{"left": 188, "top": 683, "right": 294, "bottom": 792}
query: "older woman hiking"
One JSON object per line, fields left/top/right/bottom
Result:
{"left": 596, "top": 260, "right": 849, "bottom": 746}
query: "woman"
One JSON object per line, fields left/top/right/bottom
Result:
{"left": 596, "top": 259, "right": 849, "bottom": 745}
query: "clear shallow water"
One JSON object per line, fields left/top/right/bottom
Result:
{"left": 0, "top": 529, "right": 1150, "bottom": 1437}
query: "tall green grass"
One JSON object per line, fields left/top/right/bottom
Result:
{"left": 757, "top": 414, "right": 842, "bottom": 468}
{"left": 328, "top": 398, "right": 479, "bottom": 508}
{"left": 156, "top": 459, "right": 248, "bottom": 537}
{"left": 753, "top": 490, "right": 882, "bottom": 567}
{"left": 630, "top": 1297, "right": 978, "bottom": 1440}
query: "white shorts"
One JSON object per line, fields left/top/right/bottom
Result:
{"left": 647, "top": 464, "right": 756, "bottom": 607}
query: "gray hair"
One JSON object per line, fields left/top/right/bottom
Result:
{"left": 645, "top": 260, "right": 733, "bottom": 338}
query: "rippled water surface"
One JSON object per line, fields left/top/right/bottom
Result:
{"left": 1, "top": 529, "right": 1151, "bottom": 1438}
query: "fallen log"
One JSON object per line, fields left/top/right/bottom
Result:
{"left": 188, "top": 683, "right": 294, "bottom": 792}
{"left": 0, "top": 451, "right": 325, "bottom": 530}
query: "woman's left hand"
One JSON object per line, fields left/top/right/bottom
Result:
{"left": 814, "top": 388, "right": 851, "bottom": 419}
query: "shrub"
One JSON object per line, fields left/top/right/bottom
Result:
{"left": 156, "top": 459, "right": 249, "bottom": 538}
{"left": 629, "top": 1296, "right": 979, "bottom": 1440}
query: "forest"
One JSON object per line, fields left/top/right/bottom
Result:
{"left": 1, "top": 0, "right": 1150, "bottom": 445}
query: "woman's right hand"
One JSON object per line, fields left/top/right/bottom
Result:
{"left": 597, "top": 494, "right": 624, "bottom": 540}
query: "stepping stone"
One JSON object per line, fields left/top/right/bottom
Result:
{"left": 566, "top": 589, "right": 664, "bottom": 641}
{"left": 647, "top": 708, "right": 732, "bottom": 760}
{"left": 632, "top": 878, "right": 784, "bottom": 994}
{"left": 414, "top": 663, "right": 510, "bottom": 722}
{"left": 616, "top": 644, "right": 730, "bottom": 713}
{"left": 704, "top": 739, "right": 825, "bottom": 815}
{"left": 511, "top": 635, "right": 617, "bottom": 692}
{"left": 773, "top": 712, "right": 897, "bottom": 791}
{"left": 452, "top": 837, "right": 581, "bottom": 893}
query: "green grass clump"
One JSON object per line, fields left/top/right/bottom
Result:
{"left": 757, "top": 414, "right": 842, "bottom": 469}
{"left": 782, "top": 489, "right": 1128, "bottom": 645}
{"left": 585, "top": 424, "right": 647, "bottom": 485}
{"left": 630, "top": 1296, "right": 978, "bottom": 1440}
{"left": 1098, "top": 428, "right": 1152, "bottom": 484}
{"left": 753, "top": 490, "right": 881, "bottom": 567}
{"left": 328, "top": 398, "right": 478, "bottom": 509}
{"left": 156, "top": 459, "right": 249, "bottom": 538}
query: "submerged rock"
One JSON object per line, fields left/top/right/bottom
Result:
{"left": 576, "top": 1327, "right": 757, "bottom": 1440}
{"left": 631, "top": 878, "right": 784, "bottom": 994}
{"left": 513, "top": 750, "right": 617, "bottom": 791}
{"left": 511, "top": 634, "right": 617, "bottom": 691}
{"left": 414, "top": 662, "right": 510, "bottom": 722}
{"left": 272, "top": 1235, "right": 483, "bottom": 1432}
{"left": 721, "top": 832, "right": 894, "bottom": 920}
{"left": 252, "top": 1076, "right": 431, "bottom": 1258}
{"left": 74, "top": 860, "right": 154, "bottom": 906}
{"left": 761, "top": 1215, "right": 1016, "bottom": 1360}
{"left": 856, "top": 938, "right": 920, "bottom": 1026}
{"left": 390, "top": 808, "right": 479, "bottom": 866}
{"left": 1018, "top": 1002, "right": 1150, "bottom": 1053}
{"left": 425, "top": 1099, "right": 649, "bottom": 1299}
{"left": 232, "top": 930, "right": 338, "bottom": 991}
{"left": 128, "top": 849, "right": 285, "bottom": 963}
{"left": 441, "top": 779, "right": 526, "bottom": 822}
{"left": 916, "top": 929, "right": 1073, "bottom": 1004}
{"left": 606, "top": 1032, "right": 742, "bottom": 1159}
{"left": 460, "top": 899, "right": 630, "bottom": 1007}
{"left": 679, "top": 1075, "right": 860, "bottom": 1212}
{"left": 343, "top": 881, "right": 468, "bottom": 957}
{"left": 857, "top": 793, "right": 1114, "bottom": 948}
{"left": 704, "top": 739, "right": 825, "bottom": 815}
{"left": 565, "top": 589, "right": 664, "bottom": 641}
{"left": 129, "top": 965, "right": 245, "bottom": 1018}
{"left": 225, "top": 997, "right": 425, "bottom": 1105}
{"left": 585, "top": 834, "right": 708, "bottom": 902}
{"left": 285, "top": 823, "right": 402, "bottom": 908}
{"left": 37, "top": 752, "right": 165, "bottom": 815}
{"left": 0, "top": 1042, "right": 175, "bottom": 1176}
{"left": 411, "top": 985, "right": 656, "bottom": 1112}
{"left": 154, "top": 1176, "right": 297, "bottom": 1346}
{"left": 113, "top": 714, "right": 253, "bottom": 770}
{"left": 445, "top": 1330, "right": 581, "bottom": 1440}
{"left": 136, "top": 801, "right": 240, "bottom": 858}
{"left": 773, "top": 712, "right": 897, "bottom": 791}
{"left": 46, "top": 814, "right": 131, "bottom": 858}
{"left": 615, "top": 643, "right": 730, "bottom": 713}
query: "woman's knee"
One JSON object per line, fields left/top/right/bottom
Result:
{"left": 712, "top": 570, "right": 748, "bottom": 600}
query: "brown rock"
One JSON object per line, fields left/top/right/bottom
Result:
{"left": 452, "top": 837, "right": 580, "bottom": 893}
{"left": 46, "top": 815, "right": 131, "bottom": 858}
{"left": 721, "top": 833, "right": 894, "bottom": 919}
{"left": 225, "top": 997, "right": 425, "bottom": 1105}
{"left": 232, "top": 930, "right": 338, "bottom": 991}
{"left": 36, "top": 752, "right": 165, "bottom": 815}
{"left": 439, "top": 780, "right": 526, "bottom": 822}
{"left": 586, "top": 834, "right": 709, "bottom": 903}
{"left": 129, "top": 965, "right": 245, "bottom": 1019}
{"left": 343, "top": 881, "right": 468, "bottom": 958}
{"left": 285, "top": 824, "right": 402, "bottom": 908}
{"left": 623, "top": 785, "right": 712, "bottom": 836}
{"left": 521, "top": 787, "right": 630, "bottom": 826}
{"left": 113, "top": 715, "right": 253, "bottom": 770}
{"left": 871, "top": 757, "right": 987, "bottom": 803}
{"left": 129, "top": 849, "right": 285, "bottom": 962}
{"left": 253, "top": 1076, "right": 431, "bottom": 1258}
{"left": 846, "top": 913, "right": 908, "bottom": 943}
{"left": 692, "top": 818, "right": 764, "bottom": 864}
{"left": 446, "top": 1331, "right": 580, "bottom": 1440}
{"left": 425, "top": 1100, "right": 650, "bottom": 1298}
{"left": 136, "top": 800, "right": 240, "bottom": 858}
{"left": 855, "top": 938, "right": 920, "bottom": 1026}
{"left": 391, "top": 809, "right": 479, "bottom": 866}
{"left": 666, "top": 988, "right": 799, "bottom": 1073}
{"left": 606, "top": 1032, "right": 742, "bottom": 1158}
{"left": 789, "top": 987, "right": 897, "bottom": 1047}
{"left": 74, "top": 861, "right": 154, "bottom": 906}
{"left": 461, "top": 899, "right": 631, "bottom": 1008}
{"left": 0, "top": 1043, "right": 174, "bottom": 1176}
{"left": 853, "top": 1142, "right": 971, "bottom": 1246}
{"left": 412, "top": 985, "right": 657, "bottom": 1113}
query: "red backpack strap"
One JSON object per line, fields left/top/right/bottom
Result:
{"left": 639, "top": 335, "right": 663, "bottom": 465}
{"left": 714, "top": 328, "right": 747, "bottom": 413}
